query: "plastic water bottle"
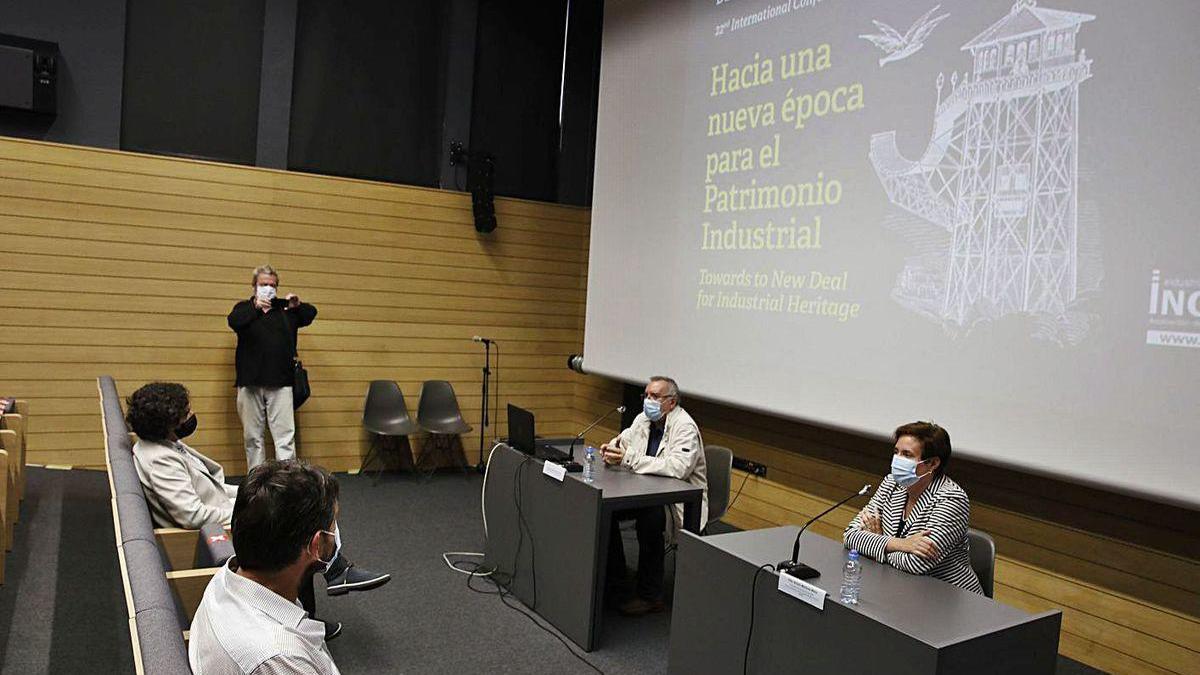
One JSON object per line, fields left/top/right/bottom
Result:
{"left": 839, "top": 549, "right": 862, "bottom": 605}
{"left": 583, "top": 445, "right": 596, "bottom": 483}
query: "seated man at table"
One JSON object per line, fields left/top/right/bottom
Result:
{"left": 600, "top": 375, "right": 708, "bottom": 615}
{"left": 126, "top": 382, "right": 389, "bottom": 619}
{"left": 190, "top": 459, "right": 345, "bottom": 673}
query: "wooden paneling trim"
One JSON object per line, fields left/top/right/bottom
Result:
{"left": 0, "top": 159, "right": 589, "bottom": 241}
{"left": 0, "top": 257, "right": 586, "bottom": 303}
{"left": 2, "top": 235, "right": 585, "bottom": 293}
{"left": 0, "top": 310, "right": 583, "bottom": 342}
{"left": 1000, "top": 584, "right": 1198, "bottom": 674}
{"left": 0, "top": 138, "right": 589, "bottom": 224}
{"left": 0, "top": 218, "right": 585, "bottom": 280}
{"left": 997, "top": 558, "right": 1200, "bottom": 653}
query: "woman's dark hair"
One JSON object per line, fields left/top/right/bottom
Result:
{"left": 232, "top": 460, "right": 339, "bottom": 572}
{"left": 894, "top": 421, "right": 951, "bottom": 476}
{"left": 126, "top": 382, "right": 189, "bottom": 442}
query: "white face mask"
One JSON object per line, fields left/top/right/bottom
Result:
{"left": 256, "top": 284, "right": 277, "bottom": 302}
{"left": 891, "top": 455, "right": 929, "bottom": 489}
{"left": 314, "top": 522, "right": 342, "bottom": 574}
{"left": 643, "top": 398, "right": 664, "bottom": 422}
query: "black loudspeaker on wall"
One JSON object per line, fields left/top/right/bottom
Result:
{"left": 0, "top": 33, "right": 58, "bottom": 116}
{"left": 468, "top": 153, "right": 497, "bottom": 234}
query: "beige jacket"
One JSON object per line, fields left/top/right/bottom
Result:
{"left": 133, "top": 438, "right": 238, "bottom": 529}
{"left": 609, "top": 405, "right": 708, "bottom": 531}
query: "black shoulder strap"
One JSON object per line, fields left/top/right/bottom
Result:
{"left": 277, "top": 308, "right": 299, "bottom": 360}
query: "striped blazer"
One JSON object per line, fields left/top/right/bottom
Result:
{"left": 844, "top": 473, "right": 984, "bottom": 594}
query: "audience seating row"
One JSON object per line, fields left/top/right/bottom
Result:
{"left": 0, "top": 398, "right": 28, "bottom": 585}
{"left": 99, "top": 376, "right": 232, "bottom": 675}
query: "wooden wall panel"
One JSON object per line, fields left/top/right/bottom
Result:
{"left": 572, "top": 378, "right": 1200, "bottom": 674}
{"left": 0, "top": 137, "right": 585, "bottom": 473}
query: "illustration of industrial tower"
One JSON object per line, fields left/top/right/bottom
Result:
{"left": 869, "top": 1, "right": 1094, "bottom": 327}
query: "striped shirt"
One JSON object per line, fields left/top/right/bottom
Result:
{"left": 189, "top": 559, "right": 340, "bottom": 675}
{"left": 844, "top": 473, "right": 984, "bottom": 595}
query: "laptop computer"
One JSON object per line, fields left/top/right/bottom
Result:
{"left": 507, "top": 404, "right": 577, "bottom": 463}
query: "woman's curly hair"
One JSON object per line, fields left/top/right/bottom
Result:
{"left": 126, "top": 382, "right": 190, "bottom": 442}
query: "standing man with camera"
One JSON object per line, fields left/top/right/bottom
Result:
{"left": 228, "top": 265, "right": 316, "bottom": 470}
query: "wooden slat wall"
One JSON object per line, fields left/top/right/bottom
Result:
{"left": 0, "top": 137, "right": 586, "bottom": 473}
{"left": 573, "top": 379, "right": 1200, "bottom": 675}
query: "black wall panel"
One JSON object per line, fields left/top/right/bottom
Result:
{"left": 288, "top": 0, "right": 443, "bottom": 186}
{"left": 0, "top": 0, "right": 127, "bottom": 148}
{"left": 121, "top": 0, "right": 265, "bottom": 164}
{"left": 470, "top": 0, "right": 569, "bottom": 202}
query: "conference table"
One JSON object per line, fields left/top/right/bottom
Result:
{"left": 669, "top": 526, "right": 1062, "bottom": 674}
{"left": 483, "top": 442, "right": 703, "bottom": 652}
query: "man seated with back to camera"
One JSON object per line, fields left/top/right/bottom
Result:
{"left": 190, "top": 459, "right": 348, "bottom": 674}
{"left": 126, "top": 382, "right": 390, "bottom": 640}
{"left": 600, "top": 376, "right": 708, "bottom": 616}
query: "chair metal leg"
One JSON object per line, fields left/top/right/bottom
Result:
{"left": 362, "top": 435, "right": 380, "bottom": 482}
{"left": 414, "top": 434, "right": 468, "bottom": 479}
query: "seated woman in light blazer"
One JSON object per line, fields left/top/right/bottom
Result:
{"left": 125, "top": 382, "right": 390, "bottom": 602}
{"left": 844, "top": 421, "right": 984, "bottom": 594}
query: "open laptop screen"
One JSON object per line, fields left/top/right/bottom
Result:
{"left": 506, "top": 404, "right": 536, "bottom": 453}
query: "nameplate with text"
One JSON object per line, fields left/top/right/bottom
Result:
{"left": 777, "top": 572, "right": 825, "bottom": 610}
{"left": 542, "top": 461, "right": 567, "bottom": 482}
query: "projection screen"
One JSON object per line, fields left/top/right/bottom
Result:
{"left": 585, "top": 0, "right": 1200, "bottom": 508}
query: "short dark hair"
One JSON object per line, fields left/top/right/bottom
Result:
{"left": 126, "top": 382, "right": 189, "bottom": 442}
{"left": 232, "top": 460, "right": 339, "bottom": 572}
{"left": 894, "top": 421, "right": 951, "bottom": 476}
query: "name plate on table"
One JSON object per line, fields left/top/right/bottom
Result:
{"left": 778, "top": 572, "right": 826, "bottom": 610}
{"left": 542, "top": 461, "right": 567, "bottom": 481}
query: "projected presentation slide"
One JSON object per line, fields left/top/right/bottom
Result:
{"left": 586, "top": 0, "right": 1200, "bottom": 506}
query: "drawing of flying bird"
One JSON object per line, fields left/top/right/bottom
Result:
{"left": 859, "top": 5, "right": 950, "bottom": 67}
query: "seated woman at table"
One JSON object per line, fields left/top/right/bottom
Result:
{"left": 844, "top": 421, "right": 984, "bottom": 594}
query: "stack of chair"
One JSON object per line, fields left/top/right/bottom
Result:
{"left": 0, "top": 398, "right": 28, "bottom": 585}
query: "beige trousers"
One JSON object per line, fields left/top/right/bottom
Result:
{"left": 236, "top": 386, "right": 296, "bottom": 470}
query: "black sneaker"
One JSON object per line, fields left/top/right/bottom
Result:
{"left": 326, "top": 564, "right": 391, "bottom": 596}
{"left": 324, "top": 621, "right": 343, "bottom": 642}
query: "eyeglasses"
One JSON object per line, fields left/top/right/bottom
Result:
{"left": 641, "top": 392, "right": 676, "bottom": 402}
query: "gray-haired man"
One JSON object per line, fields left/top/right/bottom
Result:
{"left": 600, "top": 376, "right": 708, "bottom": 615}
{"left": 227, "top": 265, "right": 316, "bottom": 470}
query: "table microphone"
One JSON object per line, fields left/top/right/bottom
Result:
{"left": 778, "top": 484, "right": 872, "bottom": 580}
{"left": 472, "top": 335, "right": 495, "bottom": 344}
{"left": 568, "top": 405, "right": 626, "bottom": 461}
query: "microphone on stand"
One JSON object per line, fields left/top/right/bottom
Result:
{"left": 471, "top": 336, "right": 497, "bottom": 473}
{"left": 568, "top": 405, "right": 626, "bottom": 461}
{"left": 777, "top": 484, "right": 872, "bottom": 580}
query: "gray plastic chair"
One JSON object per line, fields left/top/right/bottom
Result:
{"left": 703, "top": 445, "right": 733, "bottom": 533}
{"left": 416, "top": 380, "right": 472, "bottom": 435}
{"left": 361, "top": 380, "right": 418, "bottom": 479}
{"left": 415, "top": 380, "right": 472, "bottom": 474}
{"left": 967, "top": 527, "right": 996, "bottom": 598}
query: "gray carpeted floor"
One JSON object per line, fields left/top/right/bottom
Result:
{"left": 0, "top": 467, "right": 134, "bottom": 674}
{"left": 318, "top": 469, "right": 675, "bottom": 675}
{"left": 0, "top": 467, "right": 1105, "bottom": 674}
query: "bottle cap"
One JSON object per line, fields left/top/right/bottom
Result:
{"left": 848, "top": 549, "right": 860, "bottom": 559}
